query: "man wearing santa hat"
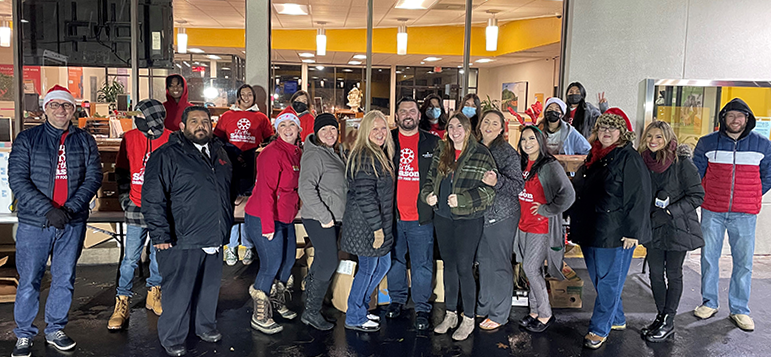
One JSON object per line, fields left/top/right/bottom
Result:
{"left": 8, "top": 85, "right": 102, "bottom": 357}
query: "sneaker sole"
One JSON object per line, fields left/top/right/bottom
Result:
{"left": 301, "top": 316, "right": 335, "bottom": 331}
{"left": 46, "top": 340, "right": 76, "bottom": 351}
{"left": 645, "top": 330, "right": 675, "bottom": 342}
{"left": 344, "top": 324, "right": 380, "bottom": 332}
{"left": 251, "top": 320, "right": 283, "bottom": 335}
{"left": 107, "top": 323, "right": 126, "bottom": 330}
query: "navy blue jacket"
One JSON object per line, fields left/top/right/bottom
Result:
{"left": 9, "top": 121, "right": 102, "bottom": 227}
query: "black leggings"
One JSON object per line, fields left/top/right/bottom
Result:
{"left": 433, "top": 215, "right": 484, "bottom": 318}
{"left": 302, "top": 219, "right": 340, "bottom": 314}
{"left": 647, "top": 248, "right": 687, "bottom": 315}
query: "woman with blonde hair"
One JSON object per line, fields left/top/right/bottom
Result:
{"left": 340, "top": 110, "right": 396, "bottom": 332}
{"left": 638, "top": 120, "right": 704, "bottom": 342}
{"left": 421, "top": 113, "right": 497, "bottom": 340}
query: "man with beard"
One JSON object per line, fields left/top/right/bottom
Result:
{"left": 692, "top": 98, "right": 771, "bottom": 332}
{"left": 142, "top": 106, "right": 234, "bottom": 356}
{"left": 384, "top": 97, "right": 440, "bottom": 330}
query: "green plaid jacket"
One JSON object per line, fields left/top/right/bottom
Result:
{"left": 421, "top": 139, "right": 497, "bottom": 219}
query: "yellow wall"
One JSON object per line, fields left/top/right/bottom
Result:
{"left": 180, "top": 17, "right": 561, "bottom": 57}
{"left": 720, "top": 87, "right": 771, "bottom": 118}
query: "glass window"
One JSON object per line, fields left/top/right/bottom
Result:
{"left": 308, "top": 66, "right": 335, "bottom": 114}
{"left": 397, "top": 66, "right": 476, "bottom": 105}
{"left": 271, "top": 64, "right": 302, "bottom": 111}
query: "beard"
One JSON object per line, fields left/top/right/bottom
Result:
{"left": 184, "top": 128, "right": 212, "bottom": 145}
{"left": 726, "top": 122, "right": 746, "bottom": 134}
{"left": 398, "top": 116, "right": 418, "bottom": 131}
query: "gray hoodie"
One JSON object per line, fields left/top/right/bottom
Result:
{"left": 299, "top": 134, "right": 347, "bottom": 224}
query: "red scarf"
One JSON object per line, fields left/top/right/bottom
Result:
{"left": 585, "top": 141, "right": 617, "bottom": 168}
{"left": 643, "top": 140, "right": 677, "bottom": 173}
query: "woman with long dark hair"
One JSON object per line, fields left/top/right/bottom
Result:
{"left": 419, "top": 93, "right": 448, "bottom": 138}
{"left": 278, "top": 90, "right": 316, "bottom": 142}
{"left": 514, "top": 125, "right": 575, "bottom": 333}
{"left": 340, "top": 110, "right": 395, "bottom": 332}
{"left": 475, "top": 110, "right": 525, "bottom": 330}
{"left": 638, "top": 121, "right": 704, "bottom": 342}
{"left": 422, "top": 113, "right": 497, "bottom": 340}
{"left": 565, "top": 82, "right": 609, "bottom": 139}
{"left": 568, "top": 108, "right": 651, "bottom": 349}
{"left": 298, "top": 113, "right": 347, "bottom": 331}
{"left": 458, "top": 93, "right": 482, "bottom": 131}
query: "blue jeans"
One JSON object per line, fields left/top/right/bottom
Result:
{"left": 700, "top": 209, "right": 756, "bottom": 315}
{"left": 583, "top": 245, "right": 634, "bottom": 338}
{"left": 346, "top": 253, "right": 391, "bottom": 326}
{"left": 387, "top": 220, "right": 434, "bottom": 312}
{"left": 116, "top": 224, "right": 161, "bottom": 297}
{"left": 228, "top": 223, "right": 253, "bottom": 249}
{"left": 245, "top": 214, "right": 296, "bottom": 293}
{"left": 14, "top": 222, "right": 86, "bottom": 338}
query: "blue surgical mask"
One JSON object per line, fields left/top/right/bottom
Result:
{"left": 428, "top": 107, "right": 441, "bottom": 120}
{"left": 462, "top": 106, "right": 476, "bottom": 118}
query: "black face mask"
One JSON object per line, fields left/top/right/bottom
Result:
{"left": 292, "top": 101, "right": 308, "bottom": 114}
{"left": 545, "top": 111, "right": 562, "bottom": 123}
{"left": 567, "top": 94, "right": 583, "bottom": 105}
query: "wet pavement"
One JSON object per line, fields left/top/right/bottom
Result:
{"left": 0, "top": 256, "right": 769, "bottom": 357}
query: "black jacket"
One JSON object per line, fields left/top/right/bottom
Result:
{"left": 142, "top": 132, "right": 234, "bottom": 248}
{"left": 341, "top": 152, "right": 395, "bottom": 257}
{"left": 391, "top": 129, "right": 440, "bottom": 224}
{"left": 569, "top": 143, "right": 652, "bottom": 248}
{"left": 647, "top": 150, "right": 705, "bottom": 251}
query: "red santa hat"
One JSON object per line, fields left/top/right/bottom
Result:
{"left": 43, "top": 85, "right": 76, "bottom": 108}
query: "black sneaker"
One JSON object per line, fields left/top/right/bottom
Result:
{"left": 415, "top": 311, "right": 430, "bottom": 331}
{"left": 12, "top": 338, "right": 32, "bottom": 357}
{"left": 45, "top": 330, "right": 76, "bottom": 351}
{"left": 385, "top": 303, "right": 402, "bottom": 318}
{"left": 519, "top": 315, "right": 536, "bottom": 327}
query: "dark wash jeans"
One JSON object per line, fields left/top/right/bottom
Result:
{"left": 387, "top": 220, "right": 434, "bottom": 312}
{"left": 245, "top": 214, "right": 296, "bottom": 293}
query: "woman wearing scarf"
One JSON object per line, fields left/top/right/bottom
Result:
{"left": 638, "top": 121, "right": 704, "bottom": 342}
{"left": 568, "top": 108, "right": 651, "bottom": 349}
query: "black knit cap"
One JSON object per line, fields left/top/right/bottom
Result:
{"left": 314, "top": 113, "right": 338, "bottom": 136}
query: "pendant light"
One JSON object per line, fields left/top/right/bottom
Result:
{"left": 486, "top": 11, "right": 499, "bottom": 52}
{"left": 397, "top": 19, "right": 408, "bottom": 56}
{"left": 177, "top": 27, "right": 188, "bottom": 54}
{"left": 316, "top": 22, "right": 327, "bottom": 56}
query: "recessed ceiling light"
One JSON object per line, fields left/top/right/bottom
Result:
{"left": 206, "top": 55, "right": 221, "bottom": 60}
{"left": 21, "top": 19, "right": 29, "bottom": 23}
{"left": 221, "top": 67, "right": 231, "bottom": 70}
{"left": 348, "top": 61, "right": 362, "bottom": 65}
{"left": 188, "top": 48, "right": 204, "bottom": 53}
{"left": 423, "top": 57, "right": 441, "bottom": 62}
{"left": 420, "top": 62, "right": 425, "bottom": 64}
{"left": 242, "top": 50, "right": 246, "bottom": 54}
{"left": 395, "top": 71, "right": 402, "bottom": 74}
{"left": 343, "top": 69, "right": 353, "bottom": 72}
{"left": 271, "top": 66, "right": 280, "bottom": 69}
{"left": 274, "top": 3, "right": 309, "bottom": 16}
{"left": 353, "top": 54, "right": 367, "bottom": 60}
{"left": 475, "top": 58, "right": 494, "bottom": 63}
{"left": 395, "top": 0, "right": 440, "bottom": 10}
{"left": 298, "top": 52, "right": 315, "bottom": 58}
{"left": 316, "top": 65, "right": 325, "bottom": 70}
{"left": 312, "top": 76, "right": 319, "bottom": 79}
{"left": 302, "top": 59, "right": 315, "bottom": 63}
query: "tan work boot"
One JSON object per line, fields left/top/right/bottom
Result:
{"left": 452, "top": 315, "right": 475, "bottom": 341}
{"left": 107, "top": 296, "right": 130, "bottom": 330}
{"left": 146, "top": 286, "right": 162, "bottom": 316}
{"left": 250, "top": 286, "right": 283, "bottom": 334}
{"left": 434, "top": 310, "right": 459, "bottom": 334}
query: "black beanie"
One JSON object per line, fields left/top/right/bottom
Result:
{"left": 314, "top": 113, "right": 338, "bottom": 136}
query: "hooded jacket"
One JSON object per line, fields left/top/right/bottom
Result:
{"left": 543, "top": 120, "right": 591, "bottom": 155}
{"left": 693, "top": 98, "right": 771, "bottom": 215}
{"left": 298, "top": 134, "right": 347, "bottom": 224}
{"left": 214, "top": 104, "right": 273, "bottom": 152}
{"left": 279, "top": 105, "right": 315, "bottom": 143}
{"left": 142, "top": 132, "right": 233, "bottom": 248}
{"left": 163, "top": 74, "right": 193, "bottom": 131}
{"left": 116, "top": 99, "right": 172, "bottom": 210}
{"left": 244, "top": 137, "right": 302, "bottom": 234}
{"left": 9, "top": 121, "right": 102, "bottom": 227}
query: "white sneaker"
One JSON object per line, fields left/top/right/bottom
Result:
{"left": 367, "top": 313, "right": 380, "bottom": 322}
{"left": 694, "top": 305, "right": 718, "bottom": 319}
{"left": 730, "top": 314, "right": 754, "bottom": 331}
{"left": 225, "top": 247, "right": 238, "bottom": 266}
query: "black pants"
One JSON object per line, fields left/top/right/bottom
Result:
{"left": 647, "top": 248, "right": 687, "bottom": 315}
{"left": 434, "top": 215, "right": 484, "bottom": 318}
{"left": 156, "top": 248, "right": 223, "bottom": 347}
{"left": 302, "top": 219, "right": 340, "bottom": 314}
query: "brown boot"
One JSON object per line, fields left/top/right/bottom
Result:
{"left": 250, "top": 286, "right": 283, "bottom": 334}
{"left": 146, "top": 286, "right": 162, "bottom": 316}
{"left": 107, "top": 296, "right": 130, "bottom": 330}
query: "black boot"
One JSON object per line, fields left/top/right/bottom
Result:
{"left": 645, "top": 314, "right": 674, "bottom": 342}
{"left": 301, "top": 274, "right": 334, "bottom": 331}
{"left": 641, "top": 313, "right": 664, "bottom": 336}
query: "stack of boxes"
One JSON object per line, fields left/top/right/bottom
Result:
{"left": 94, "top": 149, "right": 122, "bottom": 211}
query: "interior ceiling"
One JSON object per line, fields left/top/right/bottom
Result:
{"left": 173, "top": 0, "right": 563, "bottom": 29}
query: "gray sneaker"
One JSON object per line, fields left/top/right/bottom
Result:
{"left": 242, "top": 248, "right": 254, "bottom": 265}
{"left": 46, "top": 330, "right": 76, "bottom": 351}
{"left": 225, "top": 246, "right": 238, "bottom": 266}
{"left": 12, "top": 338, "right": 32, "bottom": 357}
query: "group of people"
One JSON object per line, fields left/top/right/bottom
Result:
{"left": 8, "top": 76, "right": 771, "bottom": 357}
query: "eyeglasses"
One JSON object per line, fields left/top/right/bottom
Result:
{"left": 48, "top": 102, "right": 75, "bottom": 111}
{"left": 597, "top": 126, "right": 619, "bottom": 133}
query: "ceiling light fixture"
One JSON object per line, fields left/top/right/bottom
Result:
{"left": 343, "top": 69, "right": 353, "bottom": 72}
{"left": 486, "top": 11, "right": 500, "bottom": 52}
{"left": 298, "top": 52, "right": 315, "bottom": 58}
{"left": 316, "top": 65, "right": 325, "bottom": 70}
{"left": 177, "top": 27, "right": 188, "bottom": 54}
{"left": 353, "top": 54, "right": 367, "bottom": 60}
{"left": 302, "top": 59, "right": 316, "bottom": 63}
{"left": 475, "top": 58, "right": 494, "bottom": 63}
{"left": 207, "top": 55, "right": 221, "bottom": 60}
{"left": 395, "top": 0, "right": 440, "bottom": 10}
{"left": 423, "top": 57, "right": 441, "bottom": 62}
{"left": 397, "top": 20, "right": 408, "bottom": 56}
{"left": 274, "top": 4, "right": 309, "bottom": 16}
{"left": 316, "top": 22, "right": 327, "bottom": 56}
{"left": 348, "top": 60, "right": 362, "bottom": 65}
{"left": 188, "top": 48, "right": 205, "bottom": 54}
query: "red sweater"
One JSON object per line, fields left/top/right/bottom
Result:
{"left": 116, "top": 128, "right": 172, "bottom": 206}
{"left": 214, "top": 108, "right": 273, "bottom": 151}
{"left": 245, "top": 138, "right": 302, "bottom": 234}
{"left": 278, "top": 106, "right": 315, "bottom": 142}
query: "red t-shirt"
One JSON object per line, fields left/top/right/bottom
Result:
{"left": 116, "top": 129, "right": 172, "bottom": 206}
{"left": 214, "top": 110, "right": 273, "bottom": 151}
{"left": 397, "top": 132, "right": 420, "bottom": 221}
{"left": 428, "top": 123, "right": 446, "bottom": 139}
{"left": 518, "top": 160, "right": 549, "bottom": 234}
{"left": 568, "top": 107, "right": 576, "bottom": 125}
{"left": 52, "top": 133, "right": 68, "bottom": 208}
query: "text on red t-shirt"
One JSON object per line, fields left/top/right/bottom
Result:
{"left": 518, "top": 160, "right": 549, "bottom": 234}
{"left": 397, "top": 132, "right": 420, "bottom": 221}
{"left": 52, "top": 132, "right": 68, "bottom": 208}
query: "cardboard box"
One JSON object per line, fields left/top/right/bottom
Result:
{"left": 0, "top": 256, "right": 19, "bottom": 303}
{"left": 331, "top": 260, "right": 357, "bottom": 312}
{"left": 546, "top": 262, "right": 583, "bottom": 309}
{"left": 431, "top": 260, "right": 445, "bottom": 303}
{"left": 99, "top": 181, "right": 118, "bottom": 198}
{"left": 84, "top": 223, "right": 118, "bottom": 248}
{"left": 94, "top": 198, "right": 122, "bottom": 212}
